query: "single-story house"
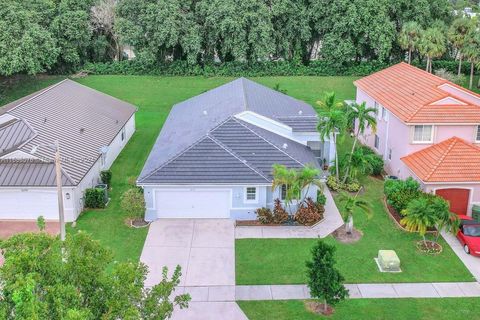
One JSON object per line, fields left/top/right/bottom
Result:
{"left": 354, "top": 62, "right": 480, "bottom": 216}
{"left": 0, "top": 79, "right": 136, "bottom": 222}
{"left": 138, "top": 78, "right": 334, "bottom": 221}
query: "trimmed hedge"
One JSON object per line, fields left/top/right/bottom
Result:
{"left": 84, "top": 188, "right": 105, "bottom": 209}
{"left": 83, "top": 60, "right": 391, "bottom": 77}
{"left": 384, "top": 177, "right": 421, "bottom": 213}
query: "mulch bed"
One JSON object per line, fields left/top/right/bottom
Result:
{"left": 416, "top": 240, "right": 443, "bottom": 255}
{"left": 332, "top": 226, "right": 363, "bottom": 243}
{"left": 126, "top": 218, "right": 150, "bottom": 228}
{"left": 235, "top": 220, "right": 304, "bottom": 227}
{"left": 305, "top": 301, "right": 335, "bottom": 316}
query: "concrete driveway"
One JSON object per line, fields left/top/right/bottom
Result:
{"left": 141, "top": 219, "right": 235, "bottom": 287}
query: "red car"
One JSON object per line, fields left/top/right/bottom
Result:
{"left": 457, "top": 215, "right": 480, "bottom": 257}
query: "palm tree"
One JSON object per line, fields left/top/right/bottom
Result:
{"left": 318, "top": 108, "right": 346, "bottom": 180}
{"left": 297, "top": 165, "right": 323, "bottom": 203}
{"left": 338, "top": 191, "right": 371, "bottom": 235}
{"left": 316, "top": 92, "right": 344, "bottom": 111}
{"left": 343, "top": 148, "right": 377, "bottom": 180}
{"left": 418, "top": 27, "right": 447, "bottom": 73}
{"left": 398, "top": 21, "right": 422, "bottom": 64}
{"left": 272, "top": 164, "right": 298, "bottom": 214}
{"left": 448, "top": 17, "right": 475, "bottom": 76}
{"left": 342, "top": 102, "right": 377, "bottom": 183}
{"left": 400, "top": 197, "right": 438, "bottom": 247}
{"left": 462, "top": 30, "right": 480, "bottom": 89}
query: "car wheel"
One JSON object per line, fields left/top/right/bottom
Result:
{"left": 464, "top": 245, "right": 470, "bottom": 254}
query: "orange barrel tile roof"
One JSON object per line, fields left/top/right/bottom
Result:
{"left": 354, "top": 62, "right": 480, "bottom": 124}
{"left": 401, "top": 137, "right": 480, "bottom": 182}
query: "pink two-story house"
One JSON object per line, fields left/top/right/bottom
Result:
{"left": 354, "top": 62, "right": 480, "bottom": 216}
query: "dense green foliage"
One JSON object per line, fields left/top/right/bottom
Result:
{"left": 84, "top": 188, "right": 106, "bottom": 209}
{"left": 306, "top": 241, "right": 348, "bottom": 310}
{"left": 100, "top": 170, "right": 112, "bottom": 186}
{"left": 384, "top": 177, "right": 422, "bottom": 213}
{"left": 120, "top": 188, "right": 146, "bottom": 220}
{"left": 0, "top": 0, "right": 464, "bottom": 76}
{"left": 0, "top": 232, "right": 189, "bottom": 319}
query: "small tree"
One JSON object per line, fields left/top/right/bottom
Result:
{"left": 306, "top": 241, "right": 348, "bottom": 314}
{"left": 121, "top": 188, "right": 146, "bottom": 221}
{"left": 400, "top": 197, "right": 438, "bottom": 247}
{"left": 338, "top": 191, "right": 371, "bottom": 234}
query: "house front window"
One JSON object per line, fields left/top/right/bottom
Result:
{"left": 381, "top": 106, "right": 387, "bottom": 121}
{"left": 245, "top": 187, "right": 257, "bottom": 202}
{"left": 280, "top": 184, "right": 287, "bottom": 200}
{"left": 374, "top": 134, "right": 380, "bottom": 149}
{"left": 476, "top": 125, "right": 480, "bottom": 142}
{"left": 412, "top": 125, "right": 433, "bottom": 143}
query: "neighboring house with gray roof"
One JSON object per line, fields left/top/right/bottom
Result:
{"left": 138, "top": 78, "right": 335, "bottom": 221}
{"left": 0, "top": 79, "right": 136, "bottom": 221}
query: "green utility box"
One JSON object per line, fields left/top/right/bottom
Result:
{"left": 472, "top": 205, "right": 480, "bottom": 221}
{"left": 377, "top": 250, "right": 401, "bottom": 272}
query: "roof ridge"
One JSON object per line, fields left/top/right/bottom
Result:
{"left": 424, "top": 138, "right": 457, "bottom": 181}
{"left": 207, "top": 135, "right": 270, "bottom": 182}
{"left": 5, "top": 79, "right": 68, "bottom": 114}
{"left": 232, "top": 118, "right": 305, "bottom": 167}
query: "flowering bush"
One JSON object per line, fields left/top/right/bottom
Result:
{"left": 295, "top": 198, "right": 324, "bottom": 226}
{"left": 272, "top": 199, "right": 289, "bottom": 224}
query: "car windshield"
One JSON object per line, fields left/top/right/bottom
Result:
{"left": 463, "top": 225, "right": 480, "bottom": 237}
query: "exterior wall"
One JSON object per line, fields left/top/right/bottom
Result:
{"left": 142, "top": 184, "right": 319, "bottom": 221}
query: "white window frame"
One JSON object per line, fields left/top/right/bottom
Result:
{"left": 475, "top": 125, "right": 480, "bottom": 143}
{"left": 412, "top": 125, "right": 434, "bottom": 144}
{"left": 374, "top": 101, "right": 380, "bottom": 117}
{"left": 244, "top": 187, "right": 258, "bottom": 203}
{"left": 388, "top": 148, "right": 392, "bottom": 161}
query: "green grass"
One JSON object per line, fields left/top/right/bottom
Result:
{"left": 0, "top": 75, "right": 66, "bottom": 106}
{"left": 12, "top": 75, "right": 353, "bottom": 263}
{"left": 238, "top": 299, "right": 480, "bottom": 320}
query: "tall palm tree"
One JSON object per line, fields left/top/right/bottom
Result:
{"left": 316, "top": 92, "right": 344, "bottom": 111}
{"left": 448, "top": 17, "right": 475, "bottom": 76}
{"left": 343, "top": 102, "right": 376, "bottom": 183}
{"left": 271, "top": 164, "right": 298, "bottom": 214}
{"left": 338, "top": 191, "right": 371, "bottom": 235}
{"left": 463, "top": 30, "right": 480, "bottom": 89}
{"left": 343, "top": 148, "right": 376, "bottom": 181}
{"left": 398, "top": 21, "right": 422, "bottom": 64}
{"left": 418, "top": 27, "right": 447, "bottom": 73}
{"left": 318, "top": 108, "right": 346, "bottom": 180}
{"left": 297, "top": 165, "right": 322, "bottom": 203}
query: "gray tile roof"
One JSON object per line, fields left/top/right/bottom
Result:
{"left": 0, "top": 160, "right": 75, "bottom": 187}
{"left": 0, "top": 119, "right": 36, "bottom": 155}
{"left": 139, "top": 78, "right": 318, "bottom": 182}
{"left": 0, "top": 79, "right": 137, "bottom": 186}
{"left": 277, "top": 116, "right": 319, "bottom": 132}
{"left": 140, "top": 136, "right": 269, "bottom": 184}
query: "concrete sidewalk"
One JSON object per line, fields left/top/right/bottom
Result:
{"left": 235, "top": 186, "right": 344, "bottom": 239}
{"left": 234, "top": 282, "right": 480, "bottom": 300}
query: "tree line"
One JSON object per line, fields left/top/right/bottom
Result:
{"left": 1, "top": 0, "right": 479, "bottom": 78}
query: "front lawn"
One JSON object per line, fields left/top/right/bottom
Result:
{"left": 1, "top": 75, "right": 357, "bottom": 262}
{"left": 238, "top": 298, "right": 480, "bottom": 320}
{"left": 236, "top": 175, "right": 474, "bottom": 284}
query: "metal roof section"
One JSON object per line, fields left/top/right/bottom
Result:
{"left": 0, "top": 119, "right": 36, "bottom": 155}
{"left": 139, "top": 78, "right": 318, "bottom": 181}
{"left": 0, "top": 160, "right": 75, "bottom": 187}
{"left": 0, "top": 79, "right": 137, "bottom": 186}
{"left": 139, "top": 136, "right": 270, "bottom": 184}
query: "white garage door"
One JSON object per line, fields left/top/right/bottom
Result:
{"left": 155, "top": 189, "right": 231, "bottom": 218}
{"left": 0, "top": 191, "right": 58, "bottom": 220}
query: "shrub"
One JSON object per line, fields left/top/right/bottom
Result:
{"left": 295, "top": 198, "right": 324, "bottom": 226}
{"left": 84, "top": 188, "right": 105, "bottom": 209}
{"left": 358, "top": 145, "right": 383, "bottom": 176}
{"left": 255, "top": 207, "right": 274, "bottom": 224}
{"left": 434, "top": 68, "right": 466, "bottom": 85}
{"left": 326, "top": 175, "right": 342, "bottom": 191}
{"left": 344, "top": 181, "right": 361, "bottom": 192}
{"left": 121, "top": 188, "right": 146, "bottom": 220}
{"left": 317, "top": 190, "right": 327, "bottom": 206}
{"left": 100, "top": 170, "right": 112, "bottom": 186}
{"left": 384, "top": 177, "right": 421, "bottom": 213}
{"left": 272, "top": 199, "right": 288, "bottom": 224}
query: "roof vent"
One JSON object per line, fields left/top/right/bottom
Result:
{"left": 80, "top": 128, "right": 85, "bottom": 134}
{"left": 283, "top": 143, "right": 288, "bottom": 149}
{"left": 203, "top": 110, "right": 208, "bottom": 115}
{"left": 44, "top": 118, "right": 47, "bottom": 123}
{"left": 298, "top": 110, "right": 303, "bottom": 115}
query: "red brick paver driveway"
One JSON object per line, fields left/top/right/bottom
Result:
{"left": 0, "top": 220, "right": 59, "bottom": 265}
